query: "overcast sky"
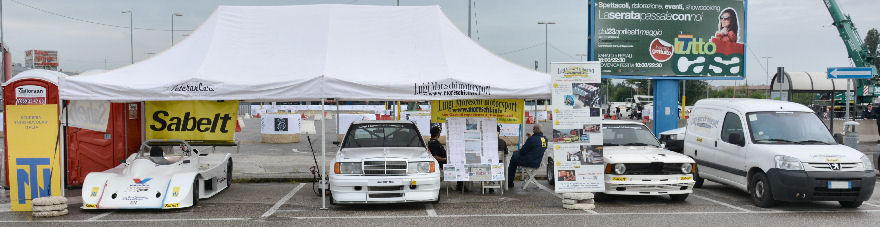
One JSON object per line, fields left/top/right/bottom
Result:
{"left": 2, "top": 0, "right": 878, "bottom": 86}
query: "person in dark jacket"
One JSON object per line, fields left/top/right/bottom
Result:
{"left": 498, "top": 125, "right": 508, "bottom": 155}
{"left": 507, "top": 125, "right": 548, "bottom": 189}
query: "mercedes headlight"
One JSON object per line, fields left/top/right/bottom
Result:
{"left": 334, "top": 162, "right": 362, "bottom": 174}
{"left": 681, "top": 163, "right": 694, "bottom": 174}
{"left": 860, "top": 155, "right": 873, "bottom": 171}
{"left": 408, "top": 161, "right": 435, "bottom": 174}
{"left": 774, "top": 155, "right": 804, "bottom": 171}
{"left": 613, "top": 163, "right": 626, "bottom": 175}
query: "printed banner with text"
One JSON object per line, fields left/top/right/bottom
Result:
{"left": 6, "top": 104, "right": 62, "bottom": 211}
{"left": 145, "top": 101, "right": 239, "bottom": 141}
{"left": 594, "top": 0, "right": 746, "bottom": 78}
{"left": 551, "top": 62, "right": 605, "bottom": 193}
{"left": 430, "top": 99, "right": 524, "bottom": 124}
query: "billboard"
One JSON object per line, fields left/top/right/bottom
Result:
{"left": 592, "top": 0, "right": 746, "bottom": 78}
{"left": 145, "top": 101, "right": 239, "bottom": 141}
{"left": 25, "top": 50, "right": 59, "bottom": 71}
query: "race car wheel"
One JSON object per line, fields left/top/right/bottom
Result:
{"left": 192, "top": 178, "right": 200, "bottom": 207}
{"left": 669, "top": 193, "right": 689, "bottom": 202}
{"left": 546, "top": 158, "right": 555, "bottom": 185}
{"left": 227, "top": 160, "right": 233, "bottom": 188}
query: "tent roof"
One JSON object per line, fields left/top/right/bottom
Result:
{"left": 60, "top": 4, "right": 551, "bottom": 101}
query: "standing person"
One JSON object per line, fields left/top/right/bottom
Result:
{"left": 615, "top": 106, "right": 621, "bottom": 119}
{"left": 428, "top": 126, "right": 463, "bottom": 191}
{"left": 507, "top": 125, "right": 548, "bottom": 189}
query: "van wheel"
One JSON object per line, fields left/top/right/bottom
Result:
{"left": 693, "top": 166, "right": 705, "bottom": 188}
{"left": 749, "top": 172, "right": 776, "bottom": 208}
{"left": 546, "top": 158, "right": 555, "bottom": 185}
{"left": 669, "top": 193, "right": 689, "bottom": 202}
{"left": 839, "top": 201, "right": 863, "bottom": 208}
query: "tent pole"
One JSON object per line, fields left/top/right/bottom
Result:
{"left": 335, "top": 100, "right": 339, "bottom": 143}
{"left": 321, "top": 98, "right": 328, "bottom": 210}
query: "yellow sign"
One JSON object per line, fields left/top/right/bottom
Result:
{"left": 430, "top": 99, "right": 524, "bottom": 124}
{"left": 145, "top": 101, "right": 239, "bottom": 141}
{"left": 611, "top": 177, "right": 628, "bottom": 181}
{"left": 84, "top": 204, "right": 98, "bottom": 209}
{"left": 164, "top": 203, "right": 180, "bottom": 208}
{"left": 680, "top": 176, "right": 693, "bottom": 181}
{"left": 6, "top": 104, "right": 62, "bottom": 211}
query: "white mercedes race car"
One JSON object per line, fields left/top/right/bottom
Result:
{"left": 81, "top": 139, "right": 232, "bottom": 209}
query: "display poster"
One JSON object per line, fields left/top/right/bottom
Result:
{"left": 443, "top": 117, "right": 503, "bottom": 181}
{"left": 145, "top": 101, "right": 239, "bottom": 141}
{"left": 260, "top": 114, "right": 302, "bottom": 134}
{"left": 594, "top": 0, "right": 746, "bottom": 78}
{"left": 65, "top": 100, "right": 111, "bottom": 132}
{"left": 430, "top": 99, "right": 524, "bottom": 124}
{"left": 551, "top": 62, "right": 606, "bottom": 192}
{"left": 6, "top": 105, "right": 63, "bottom": 211}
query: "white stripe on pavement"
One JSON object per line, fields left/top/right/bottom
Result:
{"left": 87, "top": 211, "right": 113, "bottom": 221}
{"left": 261, "top": 183, "right": 306, "bottom": 218}
{"left": 425, "top": 203, "right": 437, "bottom": 217}
{"left": 863, "top": 202, "right": 880, "bottom": 208}
{"left": 692, "top": 194, "right": 752, "bottom": 212}
{"left": 0, "top": 204, "right": 10, "bottom": 213}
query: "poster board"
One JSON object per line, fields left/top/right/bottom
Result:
{"left": 6, "top": 104, "right": 63, "bottom": 211}
{"left": 260, "top": 114, "right": 302, "bottom": 134}
{"left": 145, "top": 101, "right": 239, "bottom": 141}
{"left": 430, "top": 99, "right": 524, "bottom": 124}
{"left": 443, "top": 117, "right": 504, "bottom": 181}
{"left": 551, "top": 62, "right": 605, "bottom": 193}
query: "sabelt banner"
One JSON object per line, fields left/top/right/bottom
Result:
{"left": 593, "top": 0, "right": 746, "bottom": 78}
{"left": 6, "top": 105, "right": 63, "bottom": 211}
{"left": 145, "top": 101, "right": 239, "bottom": 141}
{"left": 430, "top": 99, "right": 524, "bottom": 124}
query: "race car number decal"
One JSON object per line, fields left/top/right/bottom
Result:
{"left": 90, "top": 187, "right": 100, "bottom": 197}
{"left": 172, "top": 186, "right": 181, "bottom": 197}
{"left": 164, "top": 203, "right": 180, "bottom": 208}
{"left": 85, "top": 204, "right": 97, "bottom": 208}
{"left": 680, "top": 176, "right": 692, "bottom": 180}
{"left": 611, "top": 177, "right": 627, "bottom": 181}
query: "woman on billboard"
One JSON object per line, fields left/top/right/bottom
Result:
{"left": 712, "top": 8, "right": 744, "bottom": 55}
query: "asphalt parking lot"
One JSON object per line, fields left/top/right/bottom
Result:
{"left": 3, "top": 178, "right": 880, "bottom": 226}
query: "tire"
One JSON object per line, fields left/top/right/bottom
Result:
{"left": 669, "top": 193, "right": 689, "bottom": 202}
{"left": 839, "top": 201, "right": 863, "bottom": 208}
{"left": 191, "top": 179, "right": 200, "bottom": 207}
{"left": 547, "top": 158, "right": 555, "bottom": 186}
{"left": 593, "top": 192, "right": 610, "bottom": 202}
{"left": 226, "top": 160, "right": 233, "bottom": 188}
{"left": 693, "top": 165, "right": 705, "bottom": 188}
{"left": 748, "top": 172, "right": 776, "bottom": 208}
{"left": 431, "top": 194, "right": 440, "bottom": 204}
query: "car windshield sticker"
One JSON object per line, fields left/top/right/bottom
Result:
{"left": 749, "top": 114, "right": 757, "bottom": 122}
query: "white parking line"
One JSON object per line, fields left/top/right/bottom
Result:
{"left": 425, "top": 203, "right": 437, "bottom": 217}
{"left": 692, "top": 194, "right": 752, "bottom": 212}
{"left": 863, "top": 202, "right": 880, "bottom": 208}
{"left": 87, "top": 211, "right": 113, "bottom": 221}
{"left": 260, "top": 183, "right": 306, "bottom": 218}
{"left": 0, "top": 204, "right": 10, "bottom": 213}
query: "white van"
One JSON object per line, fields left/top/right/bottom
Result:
{"left": 684, "top": 99, "right": 875, "bottom": 208}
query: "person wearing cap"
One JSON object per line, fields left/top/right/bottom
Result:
{"left": 507, "top": 124, "right": 548, "bottom": 189}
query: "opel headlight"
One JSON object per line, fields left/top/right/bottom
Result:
{"left": 860, "top": 155, "right": 873, "bottom": 171}
{"left": 334, "top": 162, "right": 362, "bottom": 174}
{"left": 774, "top": 155, "right": 804, "bottom": 171}
{"left": 681, "top": 163, "right": 694, "bottom": 174}
{"left": 613, "top": 163, "right": 626, "bottom": 175}
{"left": 408, "top": 162, "right": 435, "bottom": 174}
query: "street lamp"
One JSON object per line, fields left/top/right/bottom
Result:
{"left": 171, "top": 12, "right": 182, "bottom": 46}
{"left": 122, "top": 10, "right": 133, "bottom": 64}
{"left": 762, "top": 56, "right": 773, "bottom": 98}
{"left": 538, "top": 20, "right": 555, "bottom": 73}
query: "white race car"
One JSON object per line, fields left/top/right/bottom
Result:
{"left": 81, "top": 139, "right": 232, "bottom": 209}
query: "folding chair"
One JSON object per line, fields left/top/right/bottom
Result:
{"left": 521, "top": 163, "right": 542, "bottom": 190}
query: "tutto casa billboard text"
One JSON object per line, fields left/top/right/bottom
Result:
{"left": 591, "top": 0, "right": 746, "bottom": 79}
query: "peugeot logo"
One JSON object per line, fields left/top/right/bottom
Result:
{"left": 828, "top": 163, "right": 841, "bottom": 170}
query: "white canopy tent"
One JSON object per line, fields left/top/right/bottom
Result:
{"left": 58, "top": 5, "right": 552, "bottom": 209}
{"left": 60, "top": 4, "right": 550, "bottom": 101}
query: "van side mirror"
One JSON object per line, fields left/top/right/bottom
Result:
{"left": 833, "top": 133, "right": 844, "bottom": 144}
{"left": 729, "top": 133, "right": 745, "bottom": 147}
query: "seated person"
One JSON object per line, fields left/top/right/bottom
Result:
{"left": 507, "top": 125, "right": 548, "bottom": 189}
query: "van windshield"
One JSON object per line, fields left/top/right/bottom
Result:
{"left": 745, "top": 112, "right": 835, "bottom": 145}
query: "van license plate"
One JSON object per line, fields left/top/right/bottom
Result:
{"left": 828, "top": 181, "right": 852, "bottom": 189}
